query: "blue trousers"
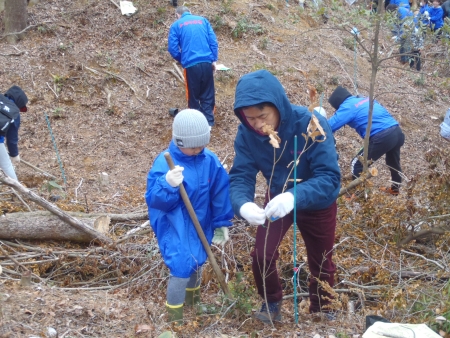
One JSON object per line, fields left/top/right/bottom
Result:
{"left": 352, "top": 125, "right": 405, "bottom": 190}
{"left": 6, "top": 115, "right": 20, "bottom": 157}
{"left": 184, "top": 63, "right": 215, "bottom": 126}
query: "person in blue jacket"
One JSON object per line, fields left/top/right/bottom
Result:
{"left": 387, "top": 3, "right": 415, "bottom": 64}
{"left": 4, "top": 85, "right": 28, "bottom": 165}
{"left": 417, "top": 0, "right": 431, "bottom": 25}
{"left": 389, "top": 0, "right": 411, "bottom": 9}
{"left": 145, "top": 109, "right": 233, "bottom": 324}
{"left": 328, "top": 86, "right": 405, "bottom": 195}
{"left": 229, "top": 70, "right": 341, "bottom": 323}
{"left": 428, "top": 0, "right": 444, "bottom": 32}
{"left": 168, "top": 6, "right": 218, "bottom": 127}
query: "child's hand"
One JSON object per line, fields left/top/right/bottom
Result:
{"left": 212, "top": 227, "right": 229, "bottom": 246}
{"left": 166, "top": 165, "right": 184, "bottom": 187}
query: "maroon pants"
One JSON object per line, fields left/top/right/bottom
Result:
{"left": 251, "top": 201, "right": 337, "bottom": 313}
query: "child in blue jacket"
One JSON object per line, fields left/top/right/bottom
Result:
{"left": 428, "top": 0, "right": 444, "bottom": 31}
{"left": 145, "top": 109, "right": 233, "bottom": 324}
{"left": 328, "top": 86, "right": 405, "bottom": 195}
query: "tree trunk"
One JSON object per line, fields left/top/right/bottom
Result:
{"left": 0, "top": 172, "right": 113, "bottom": 244}
{"left": 0, "top": 213, "right": 110, "bottom": 242}
{"left": 4, "top": 0, "right": 27, "bottom": 44}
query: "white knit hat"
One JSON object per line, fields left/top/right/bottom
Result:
{"left": 172, "top": 109, "right": 211, "bottom": 148}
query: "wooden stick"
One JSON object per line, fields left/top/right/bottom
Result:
{"left": 20, "top": 159, "right": 58, "bottom": 179}
{"left": 166, "top": 69, "right": 184, "bottom": 84}
{"left": 172, "top": 62, "right": 184, "bottom": 81}
{"left": 109, "top": 0, "right": 120, "bottom": 9}
{"left": 84, "top": 65, "right": 137, "bottom": 94}
{"left": 164, "top": 152, "right": 232, "bottom": 298}
{"left": 46, "top": 82, "right": 59, "bottom": 98}
{"left": 9, "top": 188, "right": 32, "bottom": 212}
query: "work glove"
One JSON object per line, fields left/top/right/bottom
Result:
{"left": 212, "top": 227, "right": 229, "bottom": 246}
{"left": 313, "top": 107, "right": 327, "bottom": 119}
{"left": 10, "top": 155, "right": 20, "bottom": 164}
{"left": 239, "top": 202, "right": 266, "bottom": 225}
{"left": 165, "top": 165, "right": 184, "bottom": 187}
{"left": 424, "top": 10, "right": 429, "bottom": 17}
{"left": 265, "top": 192, "right": 294, "bottom": 220}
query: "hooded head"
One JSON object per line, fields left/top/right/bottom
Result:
{"left": 172, "top": 109, "right": 210, "bottom": 149}
{"left": 233, "top": 70, "right": 292, "bottom": 134}
{"left": 5, "top": 86, "right": 28, "bottom": 112}
{"left": 328, "top": 86, "right": 352, "bottom": 110}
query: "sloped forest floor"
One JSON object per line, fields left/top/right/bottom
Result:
{"left": 1, "top": 0, "right": 450, "bottom": 337}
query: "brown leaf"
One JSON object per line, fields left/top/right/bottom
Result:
{"left": 262, "top": 124, "right": 281, "bottom": 148}
{"left": 268, "top": 134, "right": 280, "bottom": 148}
{"left": 306, "top": 115, "right": 326, "bottom": 142}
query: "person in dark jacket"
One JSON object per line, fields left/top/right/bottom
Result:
{"left": 4, "top": 85, "right": 28, "bottom": 165}
{"left": 443, "top": 0, "right": 450, "bottom": 17}
{"left": 328, "top": 86, "right": 405, "bottom": 195}
{"left": 168, "top": 6, "right": 218, "bottom": 127}
{"left": 229, "top": 70, "right": 341, "bottom": 323}
{"left": 145, "top": 109, "right": 233, "bottom": 324}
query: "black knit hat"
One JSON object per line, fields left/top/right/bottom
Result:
{"left": 328, "top": 86, "right": 352, "bottom": 110}
{"left": 5, "top": 85, "right": 28, "bottom": 112}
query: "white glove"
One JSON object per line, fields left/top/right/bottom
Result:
{"left": 265, "top": 192, "right": 295, "bottom": 220}
{"left": 212, "top": 227, "right": 229, "bottom": 245}
{"left": 239, "top": 202, "right": 266, "bottom": 225}
{"left": 10, "top": 155, "right": 20, "bottom": 164}
{"left": 165, "top": 165, "right": 184, "bottom": 187}
{"left": 424, "top": 11, "right": 429, "bottom": 16}
{"left": 313, "top": 107, "right": 327, "bottom": 118}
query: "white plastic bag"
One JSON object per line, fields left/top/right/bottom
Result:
{"left": 363, "top": 322, "right": 441, "bottom": 338}
{"left": 441, "top": 108, "right": 450, "bottom": 140}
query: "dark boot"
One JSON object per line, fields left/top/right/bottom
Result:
{"left": 166, "top": 303, "right": 183, "bottom": 325}
{"left": 185, "top": 287, "right": 200, "bottom": 306}
{"left": 254, "top": 300, "right": 282, "bottom": 324}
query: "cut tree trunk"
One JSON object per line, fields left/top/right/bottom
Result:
{"left": 4, "top": 0, "right": 28, "bottom": 44}
{"left": 0, "top": 213, "right": 110, "bottom": 242}
{"left": 0, "top": 172, "right": 113, "bottom": 244}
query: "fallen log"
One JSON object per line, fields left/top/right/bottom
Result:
{"left": 0, "top": 171, "right": 112, "bottom": 244}
{"left": 0, "top": 213, "right": 110, "bottom": 243}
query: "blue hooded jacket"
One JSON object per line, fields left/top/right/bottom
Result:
{"left": 328, "top": 96, "right": 398, "bottom": 138}
{"left": 145, "top": 141, "right": 233, "bottom": 278}
{"left": 390, "top": 0, "right": 411, "bottom": 9}
{"left": 428, "top": 6, "right": 444, "bottom": 29}
{"left": 229, "top": 70, "right": 341, "bottom": 216}
{"left": 168, "top": 12, "right": 218, "bottom": 69}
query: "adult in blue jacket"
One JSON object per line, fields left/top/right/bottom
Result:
{"left": 328, "top": 86, "right": 405, "bottom": 195}
{"left": 229, "top": 70, "right": 341, "bottom": 323}
{"left": 168, "top": 6, "right": 218, "bottom": 127}
{"left": 145, "top": 109, "right": 233, "bottom": 323}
